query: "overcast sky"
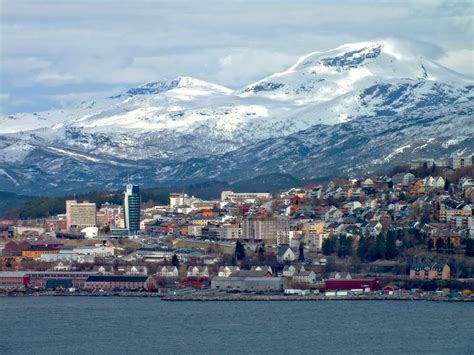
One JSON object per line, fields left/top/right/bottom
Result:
{"left": 0, "top": 0, "right": 473, "bottom": 114}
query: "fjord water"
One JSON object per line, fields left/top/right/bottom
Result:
{"left": 1, "top": 297, "right": 472, "bottom": 354}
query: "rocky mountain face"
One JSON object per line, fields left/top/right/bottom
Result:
{"left": 0, "top": 41, "right": 472, "bottom": 195}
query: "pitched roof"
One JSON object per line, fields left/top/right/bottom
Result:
{"left": 86, "top": 275, "right": 148, "bottom": 282}
{"left": 411, "top": 262, "right": 447, "bottom": 272}
{"left": 277, "top": 245, "right": 293, "bottom": 257}
{"left": 230, "top": 270, "right": 271, "bottom": 278}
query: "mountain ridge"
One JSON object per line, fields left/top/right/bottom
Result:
{"left": 1, "top": 41, "right": 472, "bottom": 194}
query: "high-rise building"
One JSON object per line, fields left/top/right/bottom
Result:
{"left": 169, "top": 192, "right": 187, "bottom": 208}
{"left": 242, "top": 216, "right": 289, "bottom": 245}
{"left": 450, "top": 154, "right": 473, "bottom": 170}
{"left": 66, "top": 200, "right": 97, "bottom": 229}
{"left": 124, "top": 184, "right": 141, "bottom": 235}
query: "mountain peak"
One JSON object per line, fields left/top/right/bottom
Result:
{"left": 125, "top": 76, "right": 232, "bottom": 96}
{"left": 239, "top": 40, "right": 471, "bottom": 99}
{"left": 289, "top": 42, "right": 388, "bottom": 72}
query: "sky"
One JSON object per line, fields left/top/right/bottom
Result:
{"left": 0, "top": 0, "right": 473, "bottom": 114}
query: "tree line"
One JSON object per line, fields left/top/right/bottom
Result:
{"left": 322, "top": 230, "right": 399, "bottom": 262}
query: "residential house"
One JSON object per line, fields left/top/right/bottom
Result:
{"left": 430, "top": 230, "right": 461, "bottom": 248}
{"left": 410, "top": 262, "right": 450, "bottom": 280}
{"left": 125, "top": 265, "right": 148, "bottom": 275}
{"left": 325, "top": 206, "right": 343, "bottom": 222}
{"left": 218, "top": 266, "right": 240, "bottom": 277}
{"left": 157, "top": 265, "right": 179, "bottom": 278}
{"left": 392, "top": 173, "right": 415, "bottom": 186}
{"left": 328, "top": 272, "right": 352, "bottom": 280}
{"left": 277, "top": 245, "right": 296, "bottom": 263}
{"left": 52, "top": 262, "right": 72, "bottom": 271}
{"left": 292, "top": 270, "right": 316, "bottom": 284}
{"left": 186, "top": 266, "right": 209, "bottom": 278}
{"left": 250, "top": 266, "right": 273, "bottom": 275}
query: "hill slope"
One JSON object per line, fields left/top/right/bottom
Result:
{"left": 1, "top": 41, "right": 472, "bottom": 194}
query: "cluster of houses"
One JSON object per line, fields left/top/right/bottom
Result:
{"left": 1, "top": 164, "right": 473, "bottom": 293}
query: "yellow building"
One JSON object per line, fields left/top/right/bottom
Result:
{"left": 303, "top": 223, "right": 327, "bottom": 235}
{"left": 22, "top": 248, "right": 60, "bottom": 260}
{"left": 439, "top": 205, "right": 472, "bottom": 222}
{"left": 411, "top": 180, "right": 425, "bottom": 194}
{"left": 191, "top": 217, "right": 218, "bottom": 226}
{"left": 410, "top": 262, "right": 450, "bottom": 281}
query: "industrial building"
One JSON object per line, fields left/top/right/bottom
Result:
{"left": 211, "top": 271, "right": 284, "bottom": 292}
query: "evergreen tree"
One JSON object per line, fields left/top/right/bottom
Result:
{"left": 257, "top": 245, "right": 265, "bottom": 263}
{"left": 357, "top": 235, "right": 378, "bottom": 261}
{"left": 466, "top": 239, "right": 474, "bottom": 257}
{"left": 435, "top": 237, "right": 444, "bottom": 252}
{"left": 322, "top": 236, "right": 336, "bottom": 256}
{"left": 171, "top": 254, "right": 180, "bottom": 268}
{"left": 235, "top": 240, "right": 246, "bottom": 261}
{"left": 375, "top": 233, "right": 386, "bottom": 260}
{"left": 357, "top": 236, "right": 369, "bottom": 260}
{"left": 298, "top": 242, "right": 305, "bottom": 262}
{"left": 444, "top": 178, "right": 450, "bottom": 191}
{"left": 422, "top": 161, "right": 428, "bottom": 175}
{"left": 346, "top": 236, "right": 353, "bottom": 257}
{"left": 385, "top": 230, "right": 398, "bottom": 259}
{"left": 337, "top": 234, "right": 352, "bottom": 257}
{"left": 446, "top": 238, "right": 454, "bottom": 253}
{"left": 427, "top": 238, "right": 434, "bottom": 251}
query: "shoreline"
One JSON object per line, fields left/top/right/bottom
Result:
{"left": 1, "top": 291, "right": 472, "bottom": 302}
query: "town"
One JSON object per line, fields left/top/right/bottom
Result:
{"left": 1, "top": 154, "right": 473, "bottom": 301}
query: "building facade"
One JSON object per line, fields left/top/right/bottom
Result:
{"left": 66, "top": 200, "right": 97, "bottom": 229}
{"left": 242, "top": 217, "right": 289, "bottom": 245}
{"left": 124, "top": 184, "right": 141, "bottom": 235}
{"left": 221, "top": 191, "right": 272, "bottom": 202}
{"left": 410, "top": 262, "right": 450, "bottom": 280}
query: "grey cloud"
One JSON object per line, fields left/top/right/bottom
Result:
{"left": 0, "top": 0, "right": 472, "bottom": 113}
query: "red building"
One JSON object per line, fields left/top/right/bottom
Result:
{"left": 325, "top": 278, "right": 381, "bottom": 291}
{"left": 1, "top": 241, "right": 31, "bottom": 256}
{"left": 85, "top": 275, "right": 157, "bottom": 291}
{"left": 0, "top": 271, "right": 30, "bottom": 290}
{"left": 29, "top": 240, "right": 64, "bottom": 249}
{"left": 27, "top": 271, "right": 97, "bottom": 289}
{"left": 290, "top": 196, "right": 302, "bottom": 205}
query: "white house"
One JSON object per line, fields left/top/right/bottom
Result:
{"left": 282, "top": 265, "right": 306, "bottom": 277}
{"left": 186, "top": 266, "right": 209, "bottom": 278}
{"left": 433, "top": 176, "right": 445, "bottom": 189}
{"left": 362, "top": 178, "right": 374, "bottom": 187}
{"left": 250, "top": 266, "right": 273, "bottom": 274}
{"left": 52, "top": 261, "right": 71, "bottom": 271}
{"left": 329, "top": 272, "right": 352, "bottom": 279}
{"left": 292, "top": 270, "right": 316, "bottom": 284}
{"left": 125, "top": 265, "right": 148, "bottom": 275}
{"left": 282, "top": 265, "right": 297, "bottom": 277}
{"left": 218, "top": 266, "right": 240, "bottom": 277}
{"left": 325, "top": 206, "right": 343, "bottom": 222}
{"left": 157, "top": 265, "right": 179, "bottom": 278}
{"left": 277, "top": 245, "right": 296, "bottom": 263}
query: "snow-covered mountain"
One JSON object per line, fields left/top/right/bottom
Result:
{"left": 1, "top": 41, "right": 473, "bottom": 194}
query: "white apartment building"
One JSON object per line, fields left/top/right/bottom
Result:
{"left": 221, "top": 191, "right": 272, "bottom": 202}
{"left": 66, "top": 200, "right": 97, "bottom": 229}
{"left": 451, "top": 154, "right": 473, "bottom": 170}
